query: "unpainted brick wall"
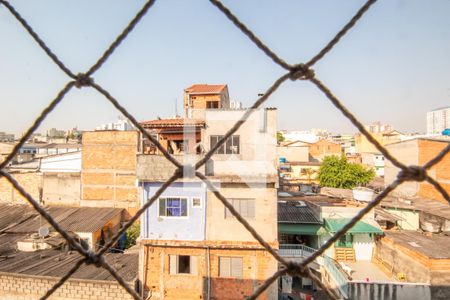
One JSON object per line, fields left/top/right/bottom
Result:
{"left": 81, "top": 131, "right": 139, "bottom": 215}
{"left": 418, "top": 140, "right": 450, "bottom": 203}
{"left": 0, "top": 272, "right": 133, "bottom": 300}
{"left": 0, "top": 172, "right": 42, "bottom": 204}
{"left": 143, "top": 245, "right": 277, "bottom": 300}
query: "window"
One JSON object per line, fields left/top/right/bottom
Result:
{"left": 225, "top": 199, "right": 255, "bottom": 219}
{"left": 336, "top": 234, "right": 353, "bottom": 248}
{"left": 206, "top": 101, "right": 219, "bottom": 108}
{"left": 169, "top": 255, "right": 197, "bottom": 275}
{"left": 192, "top": 197, "right": 201, "bottom": 207}
{"left": 159, "top": 197, "right": 188, "bottom": 217}
{"left": 219, "top": 257, "right": 243, "bottom": 278}
{"left": 210, "top": 135, "right": 240, "bottom": 154}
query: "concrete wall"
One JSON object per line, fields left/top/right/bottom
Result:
{"left": 0, "top": 272, "right": 133, "bottom": 300}
{"left": 81, "top": 131, "right": 138, "bottom": 214}
{"left": 319, "top": 206, "right": 376, "bottom": 221}
{"left": 353, "top": 234, "right": 374, "bottom": 261}
{"left": 355, "top": 132, "right": 402, "bottom": 154}
{"left": 276, "top": 146, "right": 309, "bottom": 162}
{"left": 137, "top": 154, "right": 205, "bottom": 181}
{"left": 142, "top": 245, "right": 277, "bottom": 300}
{"left": 384, "top": 139, "right": 419, "bottom": 198}
{"left": 375, "top": 237, "right": 450, "bottom": 286}
{"left": 42, "top": 173, "right": 80, "bottom": 206}
{"left": 141, "top": 182, "right": 207, "bottom": 241}
{"left": 384, "top": 208, "right": 419, "bottom": 230}
{"left": 0, "top": 172, "right": 42, "bottom": 204}
{"left": 348, "top": 282, "right": 432, "bottom": 300}
{"left": 420, "top": 211, "right": 450, "bottom": 233}
{"left": 198, "top": 108, "right": 277, "bottom": 165}
{"left": 289, "top": 164, "right": 320, "bottom": 182}
{"left": 361, "top": 152, "right": 385, "bottom": 177}
{"left": 0, "top": 142, "right": 14, "bottom": 163}
{"left": 206, "top": 183, "right": 277, "bottom": 243}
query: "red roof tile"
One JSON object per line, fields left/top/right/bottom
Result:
{"left": 185, "top": 84, "right": 227, "bottom": 94}
{"left": 140, "top": 118, "right": 205, "bottom": 128}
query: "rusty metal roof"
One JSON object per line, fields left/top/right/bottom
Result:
{"left": 0, "top": 204, "right": 123, "bottom": 234}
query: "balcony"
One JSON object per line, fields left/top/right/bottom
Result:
{"left": 279, "top": 244, "right": 316, "bottom": 258}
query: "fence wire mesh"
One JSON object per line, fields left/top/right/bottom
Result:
{"left": 0, "top": 0, "right": 449, "bottom": 299}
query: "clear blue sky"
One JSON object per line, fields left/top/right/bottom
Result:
{"left": 1, "top": 0, "right": 450, "bottom": 136}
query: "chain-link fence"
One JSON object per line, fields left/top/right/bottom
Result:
{"left": 1, "top": 0, "right": 449, "bottom": 299}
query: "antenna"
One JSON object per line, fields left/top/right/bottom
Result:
{"left": 175, "top": 98, "right": 178, "bottom": 117}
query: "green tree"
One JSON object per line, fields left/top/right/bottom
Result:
{"left": 277, "top": 132, "right": 285, "bottom": 143}
{"left": 318, "top": 155, "right": 375, "bottom": 189}
{"left": 125, "top": 223, "right": 140, "bottom": 249}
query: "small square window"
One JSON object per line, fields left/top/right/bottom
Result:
{"left": 169, "top": 255, "right": 198, "bottom": 275}
{"left": 192, "top": 197, "right": 201, "bottom": 207}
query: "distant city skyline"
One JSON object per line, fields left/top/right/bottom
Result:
{"left": 1, "top": 0, "right": 450, "bottom": 136}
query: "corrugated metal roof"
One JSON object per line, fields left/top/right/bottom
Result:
{"left": 0, "top": 204, "right": 123, "bottom": 233}
{"left": 278, "top": 201, "right": 320, "bottom": 224}
{"left": 0, "top": 249, "right": 137, "bottom": 281}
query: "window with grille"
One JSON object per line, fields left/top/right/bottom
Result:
{"left": 210, "top": 135, "right": 240, "bottom": 154}
{"left": 219, "top": 257, "right": 243, "bottom": 278}
{"left": 225, "top": 199, "right": 255, "bottom": 219}
{"left": 159, "top": 197, "right": 188, "bottom": 217}
{"left": 169, "top": 255, "right": 198, "bottom": 275}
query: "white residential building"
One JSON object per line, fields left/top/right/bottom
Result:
{"left": 427, "top": 106, "right": 450, "bottom": 135}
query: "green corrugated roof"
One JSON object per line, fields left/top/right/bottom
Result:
{"left": 278, "top": 223, "right": 326, "bottom": 235}
{"left": 324, "top": 218, "right": 383, "bottom": 234}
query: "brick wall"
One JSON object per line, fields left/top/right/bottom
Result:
{"left": 0, "top": 172, "right": 42, "bottom": 204}
{"left": 418, "top": 139, "right": 450, "bottom": 203}
{"left": 81, "top": 131, "right": 139, "bottom": 215}
{"left": 143, "top": 244, "right": 277, "bottom": 300}
{"left": 0, "top": 272, "right": 133, "bottom": 300}
{"left": 309, "top": 139, "right": 341, "bottom": 161}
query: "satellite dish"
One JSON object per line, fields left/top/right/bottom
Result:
{"left": 38, "top": 226, "right": 49, "bottom": 238}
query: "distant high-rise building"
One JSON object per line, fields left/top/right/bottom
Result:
{"left": 427, "top": 106, "right": 450, "bottom": 135}
{"left": 95, "top": 117, "right": 135, "bottom": 131}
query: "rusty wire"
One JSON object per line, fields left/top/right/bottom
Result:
{"left": 1, "top": 0, "right": 449, "bottom": 299}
